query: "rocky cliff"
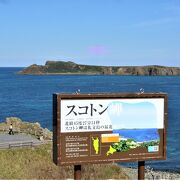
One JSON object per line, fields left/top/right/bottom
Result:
{"left": 18, "top": 61, "right": 180, "bottom": 75}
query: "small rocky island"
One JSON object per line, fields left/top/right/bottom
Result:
{"left": 19, "top": 60, "right": 180, "bottom": 75}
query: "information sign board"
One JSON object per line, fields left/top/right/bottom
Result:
{"left": 53, "top": 93, "right": 167, "bottom": 165}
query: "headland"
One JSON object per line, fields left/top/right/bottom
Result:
{"left": 18, "top": 61, "right": 180, "bottom": 75}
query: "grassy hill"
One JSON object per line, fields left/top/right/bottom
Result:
{"left": 0, "top": 143, "right": 129, "bottom": 179}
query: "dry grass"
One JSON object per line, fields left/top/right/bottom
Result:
{"left": 82, "top": 164, "right": 129, "bottom": 180}
{"left": 0, "top": 143, "right": 129, "bottom": 179}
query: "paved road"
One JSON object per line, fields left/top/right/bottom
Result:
{"left": 0, "top": 133, "right": 40, "bottom": 143}
{"left": 0, "top": 133, "right": 43, "bottom": 148}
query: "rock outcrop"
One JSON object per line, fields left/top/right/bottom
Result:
{"left": 0, "top": 117, "right": 52, "bottom": 140}
{"left": 18, "top": 61, "right": 180, "bottom": 75}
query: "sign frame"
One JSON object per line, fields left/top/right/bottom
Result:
{"left": 53, "top": 93, "right": 167, "bottom": 166}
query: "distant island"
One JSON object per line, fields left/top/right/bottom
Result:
{"left": 18, "top": 61, "right": 180, "bottom": 75}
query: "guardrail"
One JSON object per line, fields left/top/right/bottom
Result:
{"left": 0, "top": 141, "right": 35, "bottom": 149}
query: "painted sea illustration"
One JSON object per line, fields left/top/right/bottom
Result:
{"left": 113, "top": 128, "right": 160, "bottom": 142}
{"left": 106, "top": 100, "right": 162, "bottom": 154}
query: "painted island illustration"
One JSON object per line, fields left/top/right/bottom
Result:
{"left": 100, "top": 100, "right": 163, "bottom": 156}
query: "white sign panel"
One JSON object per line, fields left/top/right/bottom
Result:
{"left": 61, "top": 98, "right": 164, "bottom": 133}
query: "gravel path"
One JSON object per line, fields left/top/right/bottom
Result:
{"left": 0, "top": 133, "right": 40, "bottom": 143}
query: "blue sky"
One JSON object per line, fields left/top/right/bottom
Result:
{"left": 0, "top": 0, "right": 180, "bottom": 67}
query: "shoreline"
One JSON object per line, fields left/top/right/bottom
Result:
{"left": 18, "top": 72, "right": 180, "bottom": 76}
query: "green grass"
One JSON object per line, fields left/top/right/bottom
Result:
{"left": 0, "top": 143, "right": 129, "bottom": 179}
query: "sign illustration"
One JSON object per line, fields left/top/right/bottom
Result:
{"left": 92, "top": 137, "right": 99, "bottom": 154}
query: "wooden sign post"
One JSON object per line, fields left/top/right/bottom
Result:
{"left": 74, "top": 165, "right": 81, "bottom": 180}
{"left": 53, "top": 93, "right": 167, "bottom": 180}
{"left": 138, "top": 161, "right": 145, "bottom": 180}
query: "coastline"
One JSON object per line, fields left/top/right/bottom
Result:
{"left": 17, "top": 72, "right": 102, "bottom": 75}
{"left": 17, "top": 72, "right": 180, "bottom": 76}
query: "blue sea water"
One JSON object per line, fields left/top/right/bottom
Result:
{"left": 0, "top": 67, "right": 180, "bottom": 172}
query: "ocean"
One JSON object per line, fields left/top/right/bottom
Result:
{"left": 0, "top": 67, "right": 180, "bottom": 172}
